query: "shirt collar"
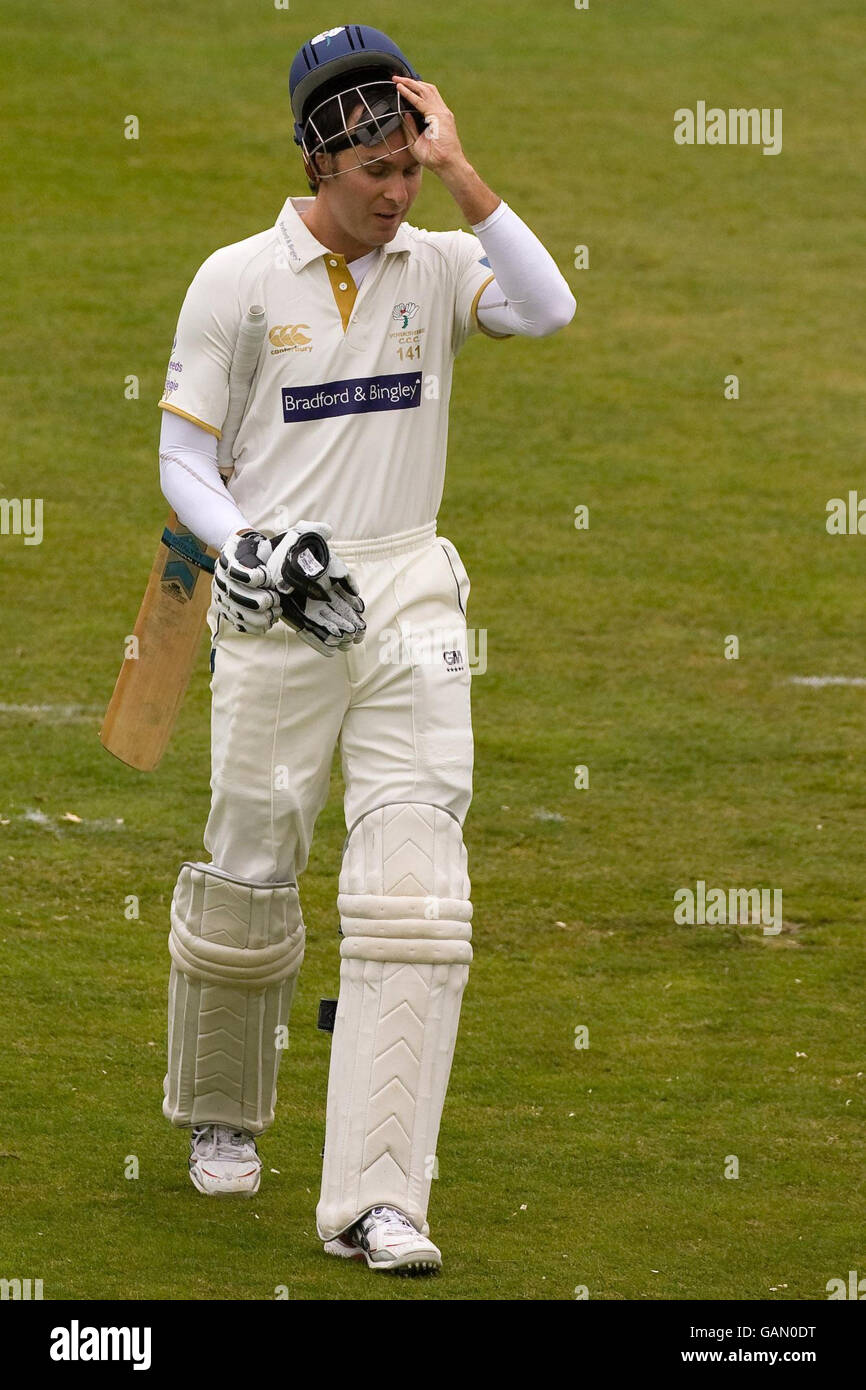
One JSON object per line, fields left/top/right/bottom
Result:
{"left": 275, "top": 195, "right": 412, "bottom": 272}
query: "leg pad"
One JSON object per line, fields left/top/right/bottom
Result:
{"left": 317, "top": 804, "right": 472, "bottom": 1238}
{"left": 164, "top": 861, "right": 304, "bottom": 1135}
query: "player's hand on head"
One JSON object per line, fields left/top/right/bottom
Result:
{"left": 214, "top": 529, "right": 281, "bottom": 634}
{"left": 392, "top": 75, "right": 465, "bottom": 171}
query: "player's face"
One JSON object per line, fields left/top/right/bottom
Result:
{"left": 326, "top": 139, "right": 423, "bottom": 248}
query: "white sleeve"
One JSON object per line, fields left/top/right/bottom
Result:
{"left": 158, "top": 246, "right": 241, "bottom": 436}
{"left": 471, "top": 201, "right": 576, "bottom": 339}
{"left": 159, "top": 410, "right": 250, "bottom": 551}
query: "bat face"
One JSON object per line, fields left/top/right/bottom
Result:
{"left": 99, "top": 513, "right": 216, "bottom": 771}
{"left": 102, "top": 304, "right": 266, "bottom": 770}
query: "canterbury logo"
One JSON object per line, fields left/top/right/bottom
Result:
{"left": 269, "top": 324, "right": 312, "bottom": 348}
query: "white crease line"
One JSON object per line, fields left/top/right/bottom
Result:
{"left": 787, "top": 676, "right": 866, "bottom": 688}
{"left": 0, "top": 703, "right": 102, "bottom": 720}
{"left": 7, "top": 810, "right": 124, "bottom": 832}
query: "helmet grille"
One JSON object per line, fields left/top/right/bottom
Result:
{"left": 302, "top": 79, "right": 425, "bottom": 176}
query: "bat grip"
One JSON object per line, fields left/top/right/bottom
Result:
{"left": 161, "top": 525, "right": 216, "bottom": 574}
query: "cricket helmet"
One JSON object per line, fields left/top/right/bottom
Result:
{"left": 289, "top": 25, "right": 424, "bottom": 175}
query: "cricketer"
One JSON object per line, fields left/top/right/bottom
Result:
{"left": 156, "top": 23, "right": 575, "bottom": 1274}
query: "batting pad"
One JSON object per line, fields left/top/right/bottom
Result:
{"left": 164, "top": 861, "right": 305, "bottom": 1135}
{"left": 317, "top": 803, "right": 473, "bottom": 1239}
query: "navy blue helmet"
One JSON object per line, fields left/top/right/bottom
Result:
{"left": 289, "top": 25, "right": 424, "bottom": 173}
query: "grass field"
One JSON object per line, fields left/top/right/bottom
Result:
{"left": 1, "top": 0, "right": 864, "bottom": 1301}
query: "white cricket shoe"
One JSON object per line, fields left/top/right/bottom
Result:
{"left": 324, "top": 1205, "right": 442, "bottom": 1275}
{"left": 188, "top": 1124, "right": 261, "bottom": 1196}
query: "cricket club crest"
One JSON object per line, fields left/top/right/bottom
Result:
{"left": 392, "top": 301, "right": 420, "bottom": 329}
{"left": 310, "top": 27, "right": 345, "bottom": 47}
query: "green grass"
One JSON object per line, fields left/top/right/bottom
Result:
{"left": 1, "top": 0, "right": 864, "bottom": 1300}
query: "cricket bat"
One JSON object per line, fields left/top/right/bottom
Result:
{"left": 99, "top": 304, "right": 267, "bottom": 770}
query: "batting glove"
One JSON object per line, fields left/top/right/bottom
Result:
{"left": 213, "top": 529, "right": 281, "bottom": 635}
{"left": 267, "top": 521, "right": 366, "bottom": 658}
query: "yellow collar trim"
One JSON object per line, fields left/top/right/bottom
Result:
{"left": 323, "top": 253, "right": 358, "bottom": 332}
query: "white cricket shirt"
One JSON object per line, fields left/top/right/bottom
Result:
{"left": 158, "top": 196, "right": 505, "bottom": 540}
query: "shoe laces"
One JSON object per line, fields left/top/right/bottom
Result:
{"left": 368, "top": 1205, "right": 416, "bottom": 1236}
{"left": 192, "top": 1124, "right": 257, "bottom": 1160}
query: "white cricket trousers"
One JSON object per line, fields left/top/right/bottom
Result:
{"left": 204, "top": 522, "right": 473, "bottom": 880}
